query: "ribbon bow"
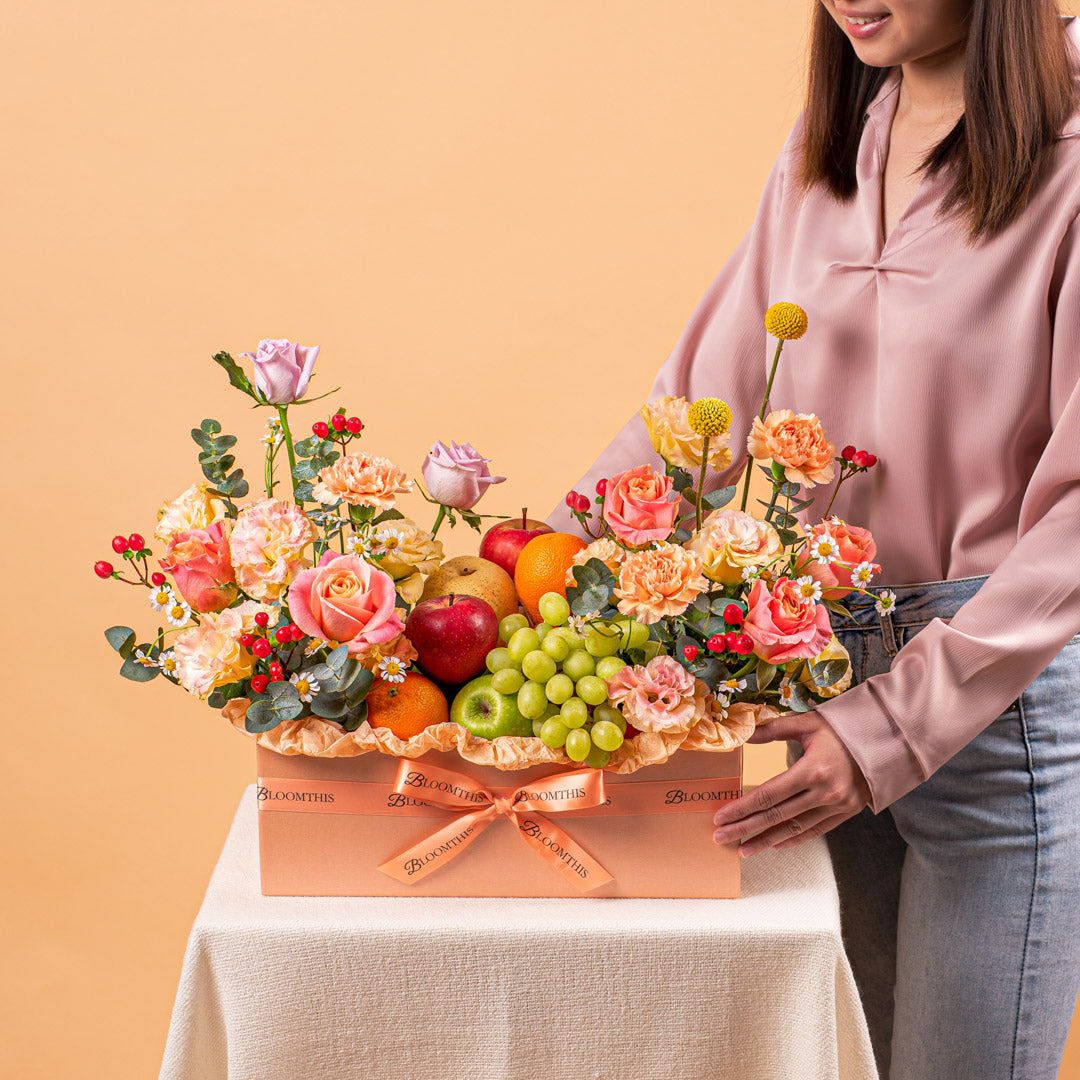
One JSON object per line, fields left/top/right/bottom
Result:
{"left": 378, "top": 759, "right": 612, "bottom": 892}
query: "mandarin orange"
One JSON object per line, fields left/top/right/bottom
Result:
{"left": 513, "top": 532, "right": 587, "bottom": 623}
{"left": 365, "top": 671, "right": 449, "bottom": 739}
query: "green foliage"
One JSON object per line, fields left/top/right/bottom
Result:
{"left": 191, "top": 420, "right": 248, "bottom": 515}
{"left": 702, "top": 485, "right": 738, "bottom": 510}
{"left": 809, "top": 658, "right": 849, "bottom": 688}
{"left": 105, "top": 625, "right": 136, "bottom": 658}
{"left": 244, "top": 682, "right": 304, "bottom": 733}
{"left": 754, "top": 659, "right": 778, "bottom": 693}
{"left": 566, "top": 558, "right": 617, "bottom": 617}
{"left": 291, "top": 433, "right": 340, "bottom": 502}
{"left": 119, "top": 653, "right": 159, "bottom": 682}
{"left": 341, "top": 701, "right": 369, "bottom": 732}
{"left": 212, "top": 351, "right": 258, "bottom": 400}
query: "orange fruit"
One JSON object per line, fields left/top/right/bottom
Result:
{"left": 365, "top": 671, "right": 449, "bottom": 739}
{"left": 514, "top": 532, "right": 587, "bottom": 623}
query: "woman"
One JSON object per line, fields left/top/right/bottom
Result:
{"left": 547, "top": 3, "right": 1080, "bottom": 1077}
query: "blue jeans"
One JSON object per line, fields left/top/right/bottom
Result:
{"left": 793, "top": 576, "right": 1080, "bottom": 1080}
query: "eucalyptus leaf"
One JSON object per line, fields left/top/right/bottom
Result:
{"left": 119, "top": 656, "right": 159, "bottom": 682}
{"left": 810, "top": 658, "right": 849, "bottom": 688}
{"left": 692, "top": 655, "right": 724, "bottom": 692}
{"left": 341, "top": 701, "right": 369, "bottom": 732}
{"left": 342, "top": 665, "right": 373, "bottom": 696}
{"left": 326, "top": 643, "right": 350, "bottom": 674}
{"left": 703, "top": 485, "right": 738, "bottom": 510}
{"left": 571, "top": 586, "right": 611, "bottom": 617}
{"left": 215, "top": 453, "right": 236, "bottom": 473}
{"left": 786, "top": 680, "right": 815, "bottom": 713}
{"left": 371, "top": 507, "right": 405, "bottom": 526}
{"left": 778, "top": 528, "right": 801, "bottom": 546}
{"left": 244, "top": 694, "right": 304, "bottom": 733}
{"left": 293, "top": 436, "right": 317, "bottom": 457}
{"left": 668, "top": 468, "right": 694, "bottom": 493}
{"left": 673, "top": 527, "right": 691, "bottom": 543}
{"left": 213, "top": 435, "right": 237, "bottom": 451}
{"left": 200, "top": 417, "right": 223, "bottom": 435}
{"left": 201, "top": 463, "right": 220, "bottom": 483}
{"left": 295, "top": 480, "right": 314, "bottom": 503}
{"left": 310, "top": 691, "right": 348, "bottom": 719}
{"left": 190, "top": 428, "right": 213, "bottom": 451}
{"left": 105, "top": 625, "right": 136, "bottom": 657}
{"left": 692, "top": 594, "right": 711, "bottom": 614}
{"left": 207, "top": 689, "right": 227, "bottom": 709}
{"left": 345, "top": 669, "right": 374, "bottom": 708}
{"left": 292, "top": 459, "right": 321, "bottom": 482}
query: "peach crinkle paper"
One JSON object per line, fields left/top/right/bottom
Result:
{"left": 224, "top": 698, "right": 780, "bottom": 775}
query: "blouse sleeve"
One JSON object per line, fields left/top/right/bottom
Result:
{"left": 816, "top": 208, "right": 1080, "bottom": 813}
{"left": 545, "top": 113, "right": 804, "bottom": 533}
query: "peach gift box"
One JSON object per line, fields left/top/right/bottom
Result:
{"left": 256, "top": 744, "right": 743, "bottom": 898}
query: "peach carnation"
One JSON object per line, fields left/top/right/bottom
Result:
{"left": 686, "top": 508, "right": 782, "bottom": 585}
{"left": 565, "top": 538, "right": 627, "bottom": 586}
{"left": 606, "top": 655, "right": 709, "bottom": 734}
{"left": 171, "top": 600, "right": 276, "bottom": 699}
{"left": 613, "top": 543, "right": 708, "bottom": 625}
{"left": 312, "top": 452, "right": 413, "bottom": 510}
{"left": 746, "top": 409, "right": 836, "bottom": 488}
{"left": 640, "top": 395, "right": 733, "bottom": 472}
{"left": 229, "top": 498, "right": 316, "bottom": 602}
{"left": 154, "top": 482, "right": 223, "bottom": 544}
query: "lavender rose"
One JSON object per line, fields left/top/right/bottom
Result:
{"left": 421, "top": 440, "right": 506, "bottom": 510}
{"left": 239, "top": 339, "right": 320, "bottom": 404}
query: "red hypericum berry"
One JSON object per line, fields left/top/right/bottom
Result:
{"left": 151, "top": 571, "right": 166, "bottom": 586}
{"left": 852, "top": 450, "right": 871, "bottom": 468}
{"left": 252, "top": 638, "right": 272, "bottom": 658}
{"left": 574, "top": 494, "right": 591, "bottom": 513}
{"left": 565, "top": 490, "right": 578, "bottom": 508}
{"left": 682, "top": 644, "right": 699, "bottom": 662}
{"left": 269, "top": 661, "right": 283, "bottom": 676}
{"left": 723, "top": 603, "right": 744, "bottom": 625}
{"left": 128, "top": 533, "right": 145, "bottom": 551}
{"left": 346, "top": 416, "right": 363, "bottom": 434}
{"left": 724, "top": 631, "right": 742, "bottom": 652}
{"left": 331, "top": 413, "right": 347, "bottom": 431}
{"left": 239, "top": 633, "right": 255, "bottom": 648}
{"left": 707, "top": 634, "right": 725, "bottom": 653}
{"left": 732, "top": 634, "right": 754, "bottom": 655}
{"left": 312, "top": 421, "right": 330, "bottom": 439}
{"left": 270, "top": 672, "right": 285, "bottom": 682}
{"left": 250, "top": 674, "right": 269, "bottom": 694}
{"left": 94, "top": 560, "right": 114, "bottom": 578}
{"left": 841, "top": 445, "right": 856, "bottom": 461}
{"left": 111, "top": 535, "right": 130, "bottom": 554}
{"left": 288, "top": 623, "right": 304, "bottom": 641}
{"left": 254, "top": 611, "right": 270, "bottom": 627}
{"left": 595, "top": 479, "right": 607, "bottom": 496}
{"left": 274, "top": 626, "right": 292, "bottom": 643}
{"left": 865, "top": 453, "right": 878, "bottom": 467}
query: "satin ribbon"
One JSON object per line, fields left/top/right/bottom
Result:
{"left": 376, "top": 759, "right": 613, "bottom": 893}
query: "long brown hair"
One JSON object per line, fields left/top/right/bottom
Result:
{"left": 797, "top": 2, "right": 1079, "bottom": 243}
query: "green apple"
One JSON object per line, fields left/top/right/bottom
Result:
{"left": 450, "top": 674, "right": 534, "bottom": 739}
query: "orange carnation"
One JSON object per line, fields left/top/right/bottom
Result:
{"left": 613, "top": 543, "right": 708, "bottom": 625}
{"left": 311, "top": 452, "right": 413, "bottom": 509}
{"left": 746, "top": 409, "right": 836, "bottom": 488}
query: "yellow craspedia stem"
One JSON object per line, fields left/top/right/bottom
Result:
{"left": 764, "top": 302, "right": 808, "bottom": 341}
{"left": 687, "top": 397, "right": 732, "bottom": 438}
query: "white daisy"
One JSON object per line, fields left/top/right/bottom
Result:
{"left": 165, "top": 598, "right": 192, "bottom": 627}
{"left": 874, "top": 589, "right": 897, "bottom": 616}
{"left": 372, "top": 527, "right": 406, "bottom": 555}
{"left": 829, "top": 515, "right": 845, "bottom": 526}
{"left": 778, "top": 676, "right": 796, "bottom": 706}
{"left": 810, "top": 535, "right": 841, "bottom": 565}
{"left": 149, "top": 585, "right": 175, "bottom": 612}
{"left": 157, "top": 649, "right": 179, "bottom": 676}
{"left": 795, "top": 575, "right": 823, "bottom": 602}
{"left": 740, "top": 565, "right": 761, "bottom": 582}
{"left": 304, "top": 636, "right": 336, "bottom": 657}
{"left": 344, "top": 530, "right": 372, "bottom": 557}
{"left": 377, "top": 656, "right": 408, "bottom": 684}
{"left": 289, "top": 671, "right": 321, "bottom": 702}
{"left": 721, "top": 677, "right": 747, "bottom": 695}
{"left": 851, "top": 561, "right": 878, "bottom": 586}
{"left": 133, "top": 647, "right": 157, "bottom": 668}
{"left": 261, "top": 429, "right": 284, "bottom": 449}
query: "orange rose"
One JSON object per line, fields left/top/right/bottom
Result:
{"left": 746, "top": 409, "right": 836, "bottom": 488}
{"left": 613, "top": 543, "right": 708, "bottom": 625}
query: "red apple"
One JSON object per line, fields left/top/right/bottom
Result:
{"left": 405, "top": 594, "right": 499, "bottom": 685}
{"left": 479, "top": 508, "right": 554, "bottom": 578}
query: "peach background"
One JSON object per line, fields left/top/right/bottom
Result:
{"left": 4, "top": 2, "right": 1077, "bottom": 1077}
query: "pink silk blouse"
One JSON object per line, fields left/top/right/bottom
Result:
{"left": 547, "top": 16, "right": 1080, "bottom": 812}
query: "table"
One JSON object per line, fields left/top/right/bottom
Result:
{"left": 159, "top": 785, "right": 877, "bottom": 1080}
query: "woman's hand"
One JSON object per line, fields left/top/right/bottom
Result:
{"left": 713, "top": 711, "right": 872, "bottom": 857}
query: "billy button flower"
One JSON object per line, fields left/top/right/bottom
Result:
{"left": 686, "top": 396, "right": 733, "bottom": 532}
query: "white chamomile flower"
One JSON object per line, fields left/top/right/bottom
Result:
{"left": 795, "top": 575, "right": 823, "bottom": 602}
{"left": 289, "top": 671, "right": 321, "bottom": 702}
{"left": 157, "top": 649, "right": 178, "bottom": 676}
{"left": 345, "top": 531, "right": 372, "bottom": 557}
{"left": 261, "top": 429, "right": 284, "bottom": 449}
{"left": 567, "top": 614, "right": 590, "bottom": 634}
{"left": 810, "top": 534, "right": 841, "bottom": 565}
{"left": 874, "top": 589, "right": 897, "bottom": 616}
{"left": 134, "top": 647, "right": 157, "bottom": 668}
{"left": 741, "top": 565, "right": 760, "bottom": 582}
{"left": 373, "top": 527, "right": 406, "bottom": 555}
{"left": 721, "top": 677, "right": 747, "bottom": 695}
{"left": 829, "top": 515, "right": 845, "bottom": 526}
{"left": 149, "top": 585, "right": 175, "bottom": 611}
{"left": 377, "top": 656, "right": 408, "bottom": 684}
{"left": 165, "top": 597, "right": 192, "bottom": 627}
{"left": 304, "top": 636, "right": 334, "bottom": 657}
{"left": 852, "top": 561, "right": 878, "bottom": 586}
{"left": 778, "top": 676, "right": 796, "bottom": 706}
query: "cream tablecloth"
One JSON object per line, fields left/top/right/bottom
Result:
{"left": 159, "top": 784, "right": 876, "bottom": 1080}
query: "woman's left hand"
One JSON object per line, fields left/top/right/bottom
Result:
{"left": 713, "top": 711, "right": 872, "bottom": 856}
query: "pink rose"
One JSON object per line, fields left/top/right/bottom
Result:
{"left": 421, "top": 440, "right": 506, "bottom": 509}
{"left": 239, "top": 339, "right": 320, "bottom": 404}
{"left": 796, "top": 520, "right": 881, "bottom": 599}
{"left": 159, "top": 520, "right": 237, "bottom": 613}
{"left": 741, "top": 576, "right": 833, "bottom": 665}
{"left": 286, "top": 551, "right": 404, "bottom": 656}
{"left": 601, "top": 465, "right": 679, "bottom": 547}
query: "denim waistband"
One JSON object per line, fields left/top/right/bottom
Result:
{"left": 840, "top": 574, "right": 989, "bottom": 629}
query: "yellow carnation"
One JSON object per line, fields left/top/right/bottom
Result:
{"left": 640, "top": 396, "right": 733, "bottom": 472}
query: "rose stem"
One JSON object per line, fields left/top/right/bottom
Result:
{"left": 430, "top": 504, "right": 448, "bottom": 537}
{"left": 275, "top": 405, "right": 300, "bottom": 505}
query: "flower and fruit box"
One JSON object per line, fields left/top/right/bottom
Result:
{"left": 100, "top": 312, "right": 887, "bottom": 898}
